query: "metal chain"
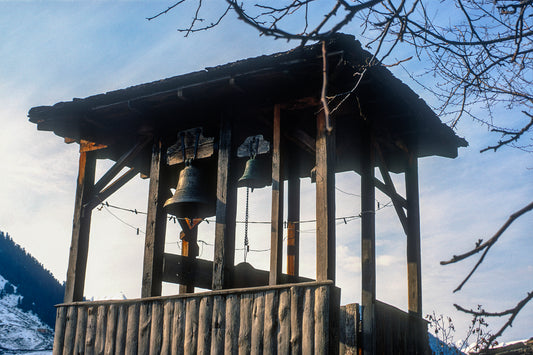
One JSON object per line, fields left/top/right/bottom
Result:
{"left": 244, "top": 186, "right": 250, "bottom": 262}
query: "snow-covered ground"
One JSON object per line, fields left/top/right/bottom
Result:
{"left": 0, "top": 275, "right": 53, "bottom": 354}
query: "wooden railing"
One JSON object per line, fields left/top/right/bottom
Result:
{"left": 53, "top": 281, "right": 339, "bottom": 355}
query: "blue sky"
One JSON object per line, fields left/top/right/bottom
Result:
{"left": 0, "top": 1, "right": 531, "bottom": 345}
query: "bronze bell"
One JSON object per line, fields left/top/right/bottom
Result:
{"left": 164, "top": 164, "right": 213, "bottom": 218}
{"left": 238, "top": 157, "right": 268, "bottom": 190}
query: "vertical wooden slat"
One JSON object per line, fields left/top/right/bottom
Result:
{"left": 314, "top": 286, "right": 329, "bottom": 355}
{"left": 277, "top": 289, "right": 291, "bottom": 354}
{"left": 263, "top": 290, "right": 278, "bottom": 354}
{"left": 85, "top": 306, "right": 97, "bottom": 355}
{"left": 270, "top": 104, "right": 284, "bottom": 285}
{"left": 341, "top": 303, "right": 359, "bottom": 354}
{"left": 315, "top": 111, "right": 336, "bottom": 282}
{"left": 74, "top": 306, "right": 88, "bottom": 355}
{"left": 104, "top": 304, "right": 118, "bottom": 355}
{"left": 184, "top": 298, "right": 199, "bottom": 355}
{"left": 171, "top": 299, "right": 186, "bottom": 355}
{"left": 225, "top": 294, "right": 240, "bottom": 355}
{"left": 142, "top": 138, "right": 168, "bottom": 298}
{"left": 302, "top": 288, "right": 315, "bottom": 355}
{"left": 406, "top": 153, "right": 422, "bottom": 316}
{"left": 53, "top": 307, "right": 67, "bottom": 355}
{"left": 62, "top": 306, "right": 77, "bottom": 355}
{"left": 287, "top": 175, "right": 300, "bottom": 277}
{"left": 238, "top": 293, "right": 253, "bottom": 355}
{"left": 161, "top": 299, "right": 174, "bottom": 355}
{"left": 339, "top": 306, "right": 347, "bottom": 355}
{"left": 64, "top": 150, "right": 96, "bottom": 302}
{"left": 250, "top": 292, "right": 265, "bottom": 354}
{"left": 138, "top": 302, "right": 152, "bottom": 355}
{"left": 115, "top": 305, "right": 128, "bottom": 355}
{"left": 212, "top": 118, "right": 237, "bottom": 290}
{"left": 360, "top": 126, "right": 376, "bottom": 355}
{"left": 125, "top": 303, "right": 140, "bottom": 355}
{"left": 211, "top": 295, "right": 226, "bottom": 355}
{"left": 290, "top": 286, "right": 303, "bottom": 355}
{"left": 150, "top": 301, "right": 163, "bottom": 354}
{"left": 197, "top": 296, "right": 213, "bottom": 354}
{"left": 95, "top": 305, "right": 107, "bottom": 355}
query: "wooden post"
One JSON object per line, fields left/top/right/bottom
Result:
{"left": 287, "top": 173, "right": 300, "bottom": 277}
{"left": 360, "top": 127, "right": 376, "bottom": 355}
{"left": 64, "top": 148, "right": 96, "bottom": 302}
{"left": 179, "top": 219, "right": 199, "bottom": 294}
{"left": 406, "top": 152, "right": 422, "bottom": 316}
{"left": 212, "top": 118, "right": 237, "bottom": 290}
{"left": 270, "top": 104, "right": 284, "bottom": 285}
{"left": 142, "top": 138, "right": 168, "bottom": 298}
{"left": 315, "top": 111, "right": 335, "bottom": 282}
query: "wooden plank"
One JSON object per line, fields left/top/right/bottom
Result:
{"left": 342, "top": 303, "right": 359, "bottom": 354}
{"left": 184, "top": 298, "right": 199, "bottom": 355}
{"left": 62, "top": 306, "right": 77, "bottom": 355}
{"left": 171, "top": 299, "right": 186, "bottom": 355}
{"left": 238, "top": 293, "right": 253, "bottom": 355}
{"left": 211, "top": 295, "right": 226, "bottom": 355}
{"left": 287, "top": 175, "right": 300, "bottom": 277}
{"left": 290, "top": 286, "right": 303, "bottom": 355}
{"left": 212, "top": 118, "right": 237, "bottom": 290}
{"left": 95, "top": 306, "right": 107, "bottom": 355}
{"left": 125, "top": 303, "right": 140, "bottom": 355}
{"left": 138, "top": 302, "right": 152, "bottom": 355}
{"left": 360, "top": 127, "right": 376, "bottom": 355}
{"left": 406, "top": 153, "right": 422, "bottom": 316}
{"left": 225, "top": 294, "right": 240, "bottom": 355}
{"left": 277, "top": 288, "right": 291, "bottom": 354}
{"left": 315, "top": 110, "right": 336, "bottom": 282}
{"left": 339, "top": 305, "right": 347, "bottom": 355}
{"left": 74, "top": 306, "right": 88, "bottom": 355}
{"left": 263, "top": 290, "right": 278, "bottom": 354}
{"left": 142, "top": 138, "right": 168, "bottom": 297}
{"left": 270, "top": 104, "right": 284, "bottom": 285}
{"left": 314, "top": 286, "right": 329, "bottom": 354}
{"left": 197, "top": 296, "right": 213, "bottom": 354}
{"left": 53, "top": 307, "right": 67, "bottom": 355}
{"left": 250, "top": 292, "right": 265, "bottom": 354}
{"left": 161, "top": 299, "right": 174, "bottom": 355}
{"left": 150, "top": 301, "right": 163, "bottom": 354}
{"left": 104, "top": 304, "right": 118, "bottom": 355}
{"left": 85, "top": 306, "right": 97, "bottom": 355}
{"left": 64, "top": 150, "right": 96, "bottom": 302}
{"left": 302, "top": 287, "right": 315, "bottom": 355}
{"left": 115, "top": 305, "right": 128, "bottom": 355}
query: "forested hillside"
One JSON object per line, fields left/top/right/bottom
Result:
{"left": 0, "top": 231, "right": 64, "bottom": 327}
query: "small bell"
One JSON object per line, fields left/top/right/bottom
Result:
{"left": 238, "top": 157, "right": 268, "bottom": 190}
{"left": 164, "top": 163, "right": 214, "bottom": 218}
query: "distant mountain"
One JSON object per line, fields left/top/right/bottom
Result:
{"left": 0, "top": 231, "right": 65, "bottom": 328}
{"left": 0, "top": 274, "right": 54, "bottom": 354}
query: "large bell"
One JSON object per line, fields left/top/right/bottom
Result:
{"left": 164, "top": 164, "right": 213, "bottom": 218}
{"left": 238, "top": 157, "right": 268, "bottom": 189}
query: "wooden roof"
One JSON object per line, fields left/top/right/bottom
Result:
{"left": 28, "top": 34, "right": 467, "bottom": 175}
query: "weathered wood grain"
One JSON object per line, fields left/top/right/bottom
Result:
{"left": 53, "top": 307, "right": 66, "bottom": 355}
{"left": 250, "top": 292, "right": 265, "bottom": 354}
{"left": 62, "top": 306, "right": 77, "bottom": 355}
{"left": 184, "top": 298, "right": 199, "bottom": 355}
{"left": 85, "top": 306, "right": 97, "bottom": 355}
{"left": 171, "top": 299, "right": 186, "bottom": 355}
{"left": 104, "top": 304, "right": 117, "bottom": 355}
{"left": 314, "top": 286, "right": 329, "bottom": 355}
{"left": 211, "top": 295, "right": 226, "bottom": 355}
{"left": 290, "top": 286, "right": 303, "bottom": 355}
{"left": 115, "top": 305, "right": 128, "bottom": 355}
{"left": 302, "top": 288, "right": 315, "bottom": 355}
{"left": 263, "top": 290, "right": 278, "bottom": 354}
{"left": 277, "top": 288, "right": 290, "bottom": 354}
{"left": 270, "top": 104, "right": 284, "bottom": 285}
{"left": 238, "top": 293, "right": 253, "bottom": 355}
{"left": 160, "top": 299, "right": 174, "bottom": 355}
{"left": 150, "top": 301, "right": 163, "bottom": 354}
{"left": 138, "top": 302, "right": 152, "bottom": 355}
{"left": 94, "top": 305, "right": 107, "bottom": 355}
{"left": 225, "top": 294, "right": 239, "bottom": 355}
{"left": 197, "top": 296, "right": 213, "bottom": 354}
{"left": 125, "top": 303, "right": 140, "bottom": 355}
{"left": 73, "top": 306, "right": 87, "bottom": 355}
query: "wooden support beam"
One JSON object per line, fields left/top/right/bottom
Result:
{"left": 84, "top": 167, "right": 138, "bottom": 212}
{"left": 406, "top": 152, "right": 422, "bottom": 316}
{"left": 92, "top": 136, "right": 150, "bottom": 194}
{"left": 270, "top": 104, "right": 284, "bottom": 285}
{"left": 315, "top": 111, "right": 336, "bottom": 282}
{"left": 141, "top": 138, "right": 168, "bottom": 298}
{"left": 64, "top": 149, "right": 96, "bottom": 302}
{"left": 178, "top": 219, "right": 199, "bottom": 294}
{"left": 375, "top": 143, "right": 408, "bottom": 235}
{"left": 360, "top": 127, "right": 376, "bottom": 355}
{"left": 212, "top": 118, "right": 237, "bottom": 290}
{"left": 287, "top": 174, "right": 300, "bottom": 277}
{"left": 373, "top": 179, "right": 407, "bottom": 208}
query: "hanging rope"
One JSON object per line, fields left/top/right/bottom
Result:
{"left": 244, "top": 186, "right": 250, "bottom": 262}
